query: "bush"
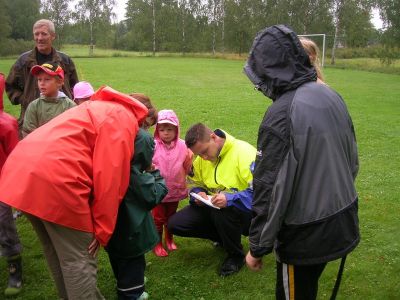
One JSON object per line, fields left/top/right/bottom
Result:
{"left": 0, "top": 39, "right": 33, "bottom": 57}
{"left": 379, "top": 47, "right": 400, "bottom": 66}
{"left": 333, "top": 45, "right": 400, "bottom": 60}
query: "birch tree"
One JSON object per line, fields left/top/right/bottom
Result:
{"left": 41, "top": 0, "right": 72, "bottom": 48}
{"left": 74, "top": 0, "right": 116, "bottom": 55}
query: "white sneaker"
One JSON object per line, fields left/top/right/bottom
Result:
{"left": 138, "top": 291, "right": 149, "bottom": 300}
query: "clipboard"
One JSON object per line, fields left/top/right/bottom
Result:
{"left": 190, "top": 192, "right": 220, "bottom": 209}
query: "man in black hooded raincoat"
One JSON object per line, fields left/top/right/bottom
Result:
{"left": 244, "top": 25, "right": 360, "bottom": 300}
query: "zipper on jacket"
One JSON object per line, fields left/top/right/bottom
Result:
{"left": 214, "top": 157, "right": 221, "bottom": 185}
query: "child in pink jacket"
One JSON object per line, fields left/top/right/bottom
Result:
{"left": 152, "top": 109, "right": 193, "bottom": 257}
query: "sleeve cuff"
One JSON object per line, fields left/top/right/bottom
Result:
{"left": 250, "top": 246, "right": 273, "bottom": 258}
{"left": 225, "top": 193, "right": 234, "bottom": 206}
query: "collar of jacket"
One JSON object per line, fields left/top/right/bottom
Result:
{"left": 26, "top": 47, "right": 62, "bottom": 68}
{"left": 39, "top": 91, "right": 68, "bottom": 103}
{"left": 215, "top": 129, "right": 234, "bottom": 159}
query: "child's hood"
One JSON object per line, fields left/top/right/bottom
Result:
{"left": 154, "top": 109, "right": 180, "bottom": 142}
{"left": 0, "top": 73, "right": 4, "bottom": 111}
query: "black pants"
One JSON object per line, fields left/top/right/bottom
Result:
{"left": 107, "top": 253, "right": 146, "bottom": 300}
{"left": 167, "top": 204, "right": 251, "bottom": 258}
{"left": 276, "top": 261, "right": 327, "bottom": 300}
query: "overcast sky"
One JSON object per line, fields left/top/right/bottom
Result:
{"left": 112, "top": 0, "right": 383, "bottom": 29}
{"left": 113, "top": 0, "right": 126, "bottom": 22}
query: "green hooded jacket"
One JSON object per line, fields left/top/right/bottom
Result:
{"left": 106, "top": 128, "right": 168, "bottom": 258}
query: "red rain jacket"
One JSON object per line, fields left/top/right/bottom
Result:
{"left": 0, "top": 73, "right": 19, "bottom": 171}
{"left": 0, "top": 86, "right": 148, "bottom": 246}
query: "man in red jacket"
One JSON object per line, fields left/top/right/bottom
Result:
{"left": 0, "top": 73, "right": 22, "bottom": 297}
{"left": 0, "top": 86, "right": 148, "bottom": 299}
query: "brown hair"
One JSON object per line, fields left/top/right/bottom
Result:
{"left": 300, "top": 37, "right": 324, "bottom": 82}
{"left": 185, "top": 123, "right": 213, "bottom": 148}
{"left": 129, "top": 93, "right": 158, "bottom": 128}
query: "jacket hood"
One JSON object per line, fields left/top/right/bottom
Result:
{"left": 91, "top": 86, "right": 148, "bottom": 125}
{"left": 154, "top": 109, "right": 180, "bottom": 142}
{"left": 244, "top": 25, "right": 316, "bottom": 100}
{"left": 133, "top": 128, "right": 155, "bottom": 172}
{"left": 0, "top": 73, "right": 4, "bottom": 111}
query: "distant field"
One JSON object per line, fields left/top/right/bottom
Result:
{"left": 330, "top": 57, "right": 400, "bottom": 75}
{"left": 0, "top": 57, "right": 399, "bottom": 299}
{"left": 2, "top": 44, "right": 399, "bottom": 75}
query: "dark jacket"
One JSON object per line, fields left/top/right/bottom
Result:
{"left": 244, "top": 25, "right": 360, "bottom": 265}
{"left": 106, "top": 128, "right": 168, "bottom": 258}
{"left": 5, "top": 47, "right": 79, "bottom": 128}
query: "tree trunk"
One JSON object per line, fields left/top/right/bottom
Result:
{"left": 152, "top": 0, "right": 156, "bottom": 56}
{"left": 331, "top": 0, "right": 343, "bottom": 65}
{"left": 181, "top": 0, "right": 186, "bottom": 55}
{"left": 221, "top": 0, "right": 224, "bottom": 54}
{"left": 331, "top": 22, "right": 338, "bottom": 65}
{"left": 212, "top": 1, "right": 216, "bottom": 56}
{"left": 89, "top": 21, "right": 94, "bottom": 56}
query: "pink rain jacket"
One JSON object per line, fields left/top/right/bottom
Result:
{"left": 0, "top": 73, "right": 19, "bottom": 171}
{"left": 153, "top": 110, "right": 192, "bottom": 202}
{"left": 0, "top": 86, "right": 148, "bottom": 246}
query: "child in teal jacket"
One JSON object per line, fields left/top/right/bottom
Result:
{"left": 106, "top": 128, "right": 168, "bottom": 300}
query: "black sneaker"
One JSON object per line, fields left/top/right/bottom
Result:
{"left": 219, "top": 255, "right": 244, "bottom": 277}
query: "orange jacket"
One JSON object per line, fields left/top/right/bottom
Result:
{"left": 0, "top": 86, "right": 148, "bottom": 246}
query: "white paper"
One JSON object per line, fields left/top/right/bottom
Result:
{"left": 190, "top": 192, "right": 220, "bottom": 209}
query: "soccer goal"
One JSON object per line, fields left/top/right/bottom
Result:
{"left": 298, "top": 33, "right": 326, "bottom": 67}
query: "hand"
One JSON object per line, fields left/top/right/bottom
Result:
{"left": 211, "top": 193, "right": 227, "bottom": 208}
{"left": 145, "top": 163, "right": 156, "bottom": 172}
{"left": 88, "top": 237, "right": 100, "bottom": 258}
{"left": 194, "top": 192, "right": 208, "bottom": 206}
{"left": 246, "top": 251, "right": 263, "bottom": 271}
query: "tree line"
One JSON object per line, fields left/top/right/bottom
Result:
{"left": 0, "top": 0, "right": 399, "bottom": 58}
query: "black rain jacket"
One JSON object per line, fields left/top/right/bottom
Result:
{"left": 244, "top": 25, "right": 360, "bottom": 265}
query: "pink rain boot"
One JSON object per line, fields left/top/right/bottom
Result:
{"left": 153, "top": 231, "right": 168, "bottom": 257}
{"left": 164, "top": 227, "right": 178, "bottom": 251}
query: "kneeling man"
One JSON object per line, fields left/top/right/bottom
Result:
{"left": 167, "top": 123, "right": 256, "bottom": 276}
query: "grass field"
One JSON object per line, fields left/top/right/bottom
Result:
{"left": 0, "top": 57, "right": 399, "bottom": 299}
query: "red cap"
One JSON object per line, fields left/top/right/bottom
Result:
{"left": 31, "top": 62, "right": 64, "bottom": 80}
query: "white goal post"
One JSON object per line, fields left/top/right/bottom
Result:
{"left": 298, "top": 33, "right": 326, "bottom": 67}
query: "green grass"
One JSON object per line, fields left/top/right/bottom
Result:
{"left": 0, "top": 57, "right": 399, "bottom": 299}
{"left": 328, "top": 58, "right": 400, "bottom": 75}
{"left": 3, "top": 43, "right": 400, "bottom": 74}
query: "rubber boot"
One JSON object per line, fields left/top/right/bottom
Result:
{"left": 164, "top": 227, "right": 178, "bottom": 251}
{"left": 153, "top": 232, "right": 168, "bottom": 257}
{"left": 4, "top": 255, "right": 22, "bottom": 297}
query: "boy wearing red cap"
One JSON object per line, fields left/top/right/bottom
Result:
{"left": 22, "top": 61, "right": 76, "bottom": 138}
